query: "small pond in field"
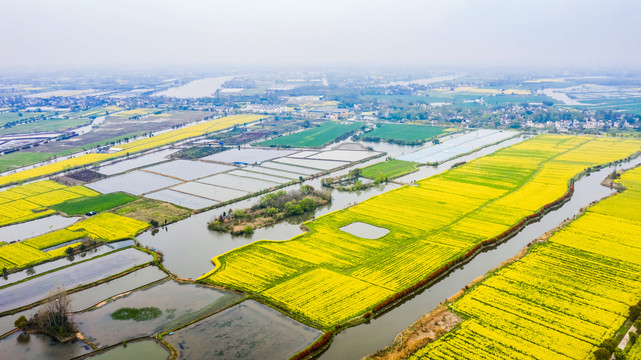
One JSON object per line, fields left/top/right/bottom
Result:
{"left": 165, "top": 299, "right": 322, "bottom": 360}
{"left": 340, "top": 222, "right": 390, "bottom": 239}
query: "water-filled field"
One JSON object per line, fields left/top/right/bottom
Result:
{"left": 87, "top": 171, "right": 182, "bottom": 195}
{"left": 0, "top": 248, "right": 153, "bottom": 313}
{"left": 165, "top": 300, "right": 322, "bottom": 360}
{"left": 145, "top": 189, "right": 217, "bottom": 210}
{"left": 141, "top": 160, "right": 234, "bottom": 181}
{"left": 397, "top": 129, "right": 518, "bottom": 163}
{"left": 202, "top": 148, "right": 295, "bottom": 164}
{"left": 75, "top": 280, "right": 242, "bottom": 347}
{"left": 97, "top": 149, "right": 178, "bottom": 176}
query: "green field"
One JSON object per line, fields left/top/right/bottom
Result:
{"left": 52, "top": 192, "right": 138, "bottom": 215}
{"left": 0, "top": 111, "right": 53, "bottom": 126}
{"left": 0, "top": 152, "right": 55, "bottom": 172}
{"left": 361, "top": 159, "right": 417, "bottom": 180}
{"left": 363, "top": 124, "right": 444, "bottom": 143}
{"left": 258, "top": 121, "right": 363, "bottom": 148}
{"left": 0, "top": 117, "right": 91, "bottom": 135}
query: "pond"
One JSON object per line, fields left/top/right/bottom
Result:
{"left": 83, "top": 340, "right": 169, "bottom": 360}
{"left": 97, "top": 149, "right": 178, "bottom": 176}
{"left": 339, "top": 222, "right": 390, "bottom": 239}
{"left": 75, "top": 280, "right": 243, "bottom": 347}
{"left": 0, "top": 332, "right": 92, "bottom": 360}
{"left": 86, "top": 171, "right": 181, "bottom": 195}
{"left": 0, "top": 248, "right": 153, "bottom": 313}
{"left": 0, "top": 240, "right": 136, "bottom": 287}
{"left": 0, "top": 215, "right": 80, "bottom": 243}
{"left": 0, "top": 266, "right": 167, "bottom": 336}
{"left": 165, "top": 299, "right": 322, "bottom": 360}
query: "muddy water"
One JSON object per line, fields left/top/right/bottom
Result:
{"left": 0, "top": 240, "right": 136, "bottom": 287}
{"left": 0, "top": 332, "right": 92, "bottom": 360}
{"left": 75, "top": 280, "right": 243, "bottom": 347}
{"left": 0, "top": 266, "right": 167, "bottom": 336}
{"left": 318, "top": 158, "right": 640, "bottom": 360}
{"left": 83, "top": 340, "right": 169, "bottom": 360}
{"left": 165, "top": 300, "right": 322, "bottom": 360}
{"left": 138, "top": 137, "right": 524, "bottom": 279}
{"left": 0, "top": 215, "right": 80, "bottom": 243}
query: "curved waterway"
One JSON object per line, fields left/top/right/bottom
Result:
{"left": 138, "top": 136, "right": 526, "bottom": 279}
{"left": 318, "top": 156, "right": 641, "bottom": 360}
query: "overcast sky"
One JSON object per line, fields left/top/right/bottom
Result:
{"left": 1, "top": 0, "right": 640, "bottom": 71}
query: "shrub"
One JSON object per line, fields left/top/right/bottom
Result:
{"left": 614, "top": 348, "right": 627, "bottom": 360}
{"left": 266, "top": 207, "right": 278, "bottom": 216}
{"left": 243, "top": 225, "right": 254, "bottom": 235}
{"left": 599, "top": 338, "right": 617, "bottom": 354}
{"left": 14, "top": 315, "right": 28, "bottom": 330}
{"left": 629, "top": 331, "right": 638, "bottom": 345}
{"left": 634, "top": 319, "right": 641, "bottom": 334}
{"left": 233, "top": 209, "right": 247, "bottom": 219}
{"left": 65, "top": 247, "right": 74, "bottom": 255}
{"left": 149, "top": 219, "right": 159, "bottom": 227}
{"left": 593, "top": 348, "right": 610, "bottom": 360}
{"left": 630, "top": 304, "right": 641, "bottom": 320}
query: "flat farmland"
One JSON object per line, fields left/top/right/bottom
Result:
{"left": 363, "top": 124, "right": 445, "bottom": 143}
{"left": 257, "top": 121, "right": 363, "bottom": 148}
{"left": 200, "top": 135, "right": 641, "bottom": 328}
{"left": 410, "top": 165, "right": 641, "bottom": 360}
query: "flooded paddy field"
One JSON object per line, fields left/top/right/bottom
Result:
{"left": 0, "top": 332, "right": 92, "bottom": 360}
{"left": 75, "top": 280, "right": 242, "bottom": 347}
{"left": 0, "top": 266, "right": 167, "bottom": 336}
{"left": 0, "top": 240, "right": 135, "bottom": 288}
{"left": 0, "top": 248, "right": 153, "bottom": 313}
{"left": 140, "top": 160, "right": 234, "bottom": 181}
{"left": 397, "top": 129, "right": 517, "bottom": 163}
{"left": 202, "top": 148, "right": 295, "bottom": 164}
{"left": 86, "top": 171, "right": 181, "bottom": 195}
{"left": 144, "top": 189, "right": 217, "bottom": 210}
{"left": 0, "top": 215, "right": 79, "bottom": 243}
{"left": 165, "top": 300, "right": 322, "bottom": 360}
{"left": 83, "top": 340, "right": 169, "bottom": 360}
{"left": 97, "top": 149, "right": 178, "bottom": 176}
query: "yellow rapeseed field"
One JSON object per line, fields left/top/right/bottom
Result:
{"left": 200, "top": 135, "right": 641, "bottom": 328}
{"left": 410, "top": 166, "right": 641, "bottom": 359}
{"left": 0, "top": 213, "right": 149, "bottom": 270}
{"left": 0, "top": 114, "right": 266, "bottom": 187}
{"left": 0, "top": 181, "right": 99, "bottom": 226}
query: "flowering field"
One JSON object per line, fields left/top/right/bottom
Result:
{"left": 410, "top": 166, "right": 641, "bottom": 360}
{"left": 0, "top": 213, "right": 149, "bottom": 270}
{"left": 0, "top": 180, "right": 99, "bottom": 226}
{"left": 201, "top": 135, "right": 641, "bottom": 328}
{"left": 0, "top": 114, "right": 266, "bottom": 187}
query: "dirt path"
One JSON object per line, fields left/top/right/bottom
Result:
{"left": 618, "top": 325, "right": 638, "bottom": 350}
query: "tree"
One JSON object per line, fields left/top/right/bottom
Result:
{"left": 243, "top": 225, "right": 254, "bottom": 235}
{"left": 634, "top": 319, "right": 641, "bottom": 334}
{"left": 593, "top": 348, "right": 610, "bottom": 360}
{"left": 613, "top": 348, "right": 627, "bottom": 360}
{"left": 599, "top": 338, "right": 617, "bottom": 354}
{"left": 629, "top": 304, "right": 641, "bottom": 320}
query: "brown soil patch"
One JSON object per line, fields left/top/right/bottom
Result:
{"left": 364, "top": 306, "right": 462, "bottom": 360}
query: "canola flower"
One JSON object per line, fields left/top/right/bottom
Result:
{"left": 201, "top": 135, "right": 641, "bottom": 328}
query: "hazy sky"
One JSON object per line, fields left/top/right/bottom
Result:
{"left": 1, "top": 0, "right": 640, "bottom": 71}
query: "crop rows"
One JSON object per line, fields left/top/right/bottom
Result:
{"left": 411, "top": 166, "right": 641, "bottom": 359}
{"left": 0, "top": 213, "right": 149, "bottom": 270}
{"left": 0, "top": 114, "right": 266, "bottom": 187}
{"left": 0, "top": 180, "right": 99, "bottom": 226}
{"left": 200, "top": 135, "right": 641, "bottom": 328}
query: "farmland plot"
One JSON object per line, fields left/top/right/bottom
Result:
{"left": 201, "top": 135, "right": 641, "bottom": 328}
{"left": 410, "top": 166, "right": 641, "bottom": 360}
